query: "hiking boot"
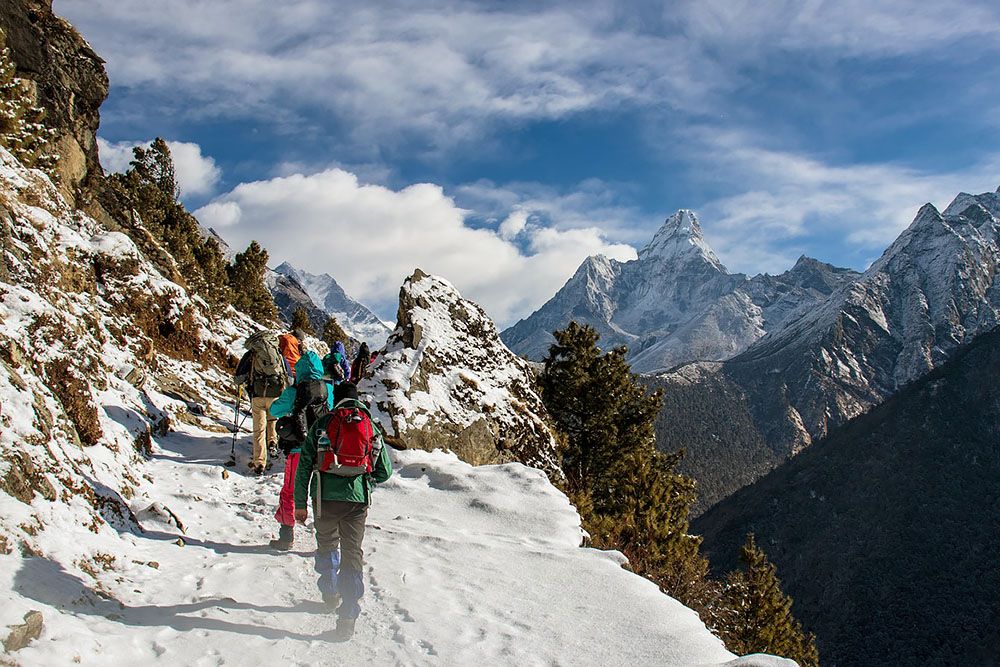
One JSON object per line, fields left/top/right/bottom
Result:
{"left": 332, "top": 616, "right": 356, "bottom": 642}
{"left": 252, "top": 464, "right": 265, "bottom": 476}
{"left": 268, "top": 525, "right": 294, "bottom": 550}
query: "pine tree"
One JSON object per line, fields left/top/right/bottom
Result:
{"left": 321, "top": 316, "right": 350, "bottom": 351}
{"left": 291, "top": 307, "right": 314, "bottom": 334}
{"left": 539, "top": 322, "right": 708, "bottom": 602}
{"left": 718, "top": 534, "right": 819, "bottom": 667}
{"left": 0, "top": 30, "right": 59, "bottom": 178}
{"left": 227, "top": 241, "right": 278, "bottom": 323}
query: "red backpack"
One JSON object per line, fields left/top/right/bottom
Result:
{"left": 316, "top": 399, "right": 380, "bottom": 476}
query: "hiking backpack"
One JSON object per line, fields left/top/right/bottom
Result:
{"left": 316, "top": 399, "right": 381, "bottom": 476}
{"left": 275, "top": 380, "right": 329, "bottom": 448}
{"left": 246, "top": 331, "right": 288, "bottom": 395}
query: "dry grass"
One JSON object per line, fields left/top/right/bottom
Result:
{"left": 45, "top": 358, "right": 103, "bottom": 447}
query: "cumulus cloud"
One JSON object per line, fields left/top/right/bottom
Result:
{"left": 97, "top": 137, "right": 221, "bottom": 197}
{"left": 195, "top": 169, "right": 636, "bottom": 325}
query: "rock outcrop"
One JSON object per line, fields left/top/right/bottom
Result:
{"left": 0, "top": 0, "right": 108, "bottom": 207}
{"left": 361, "top": 270, "right": 562, "bottom": 479}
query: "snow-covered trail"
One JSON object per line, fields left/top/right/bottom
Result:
{"left": 9, "top": 414, "right": 789, "bottom": 666}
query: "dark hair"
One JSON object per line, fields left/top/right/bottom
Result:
{"left": 334, "top": 382, "right": 359, "bottom": 404}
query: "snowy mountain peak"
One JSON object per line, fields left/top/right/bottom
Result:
{"left": 638, "top": 209, "right": 725, "bottom": 271}
{"left": 272, "top": 262, "right": 390, "bottom": 347}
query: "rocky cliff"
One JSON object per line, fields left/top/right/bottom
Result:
{"left": 0, "top": 0, "right": 108, "bottom": 208}
{"left": 360, "top": 270, "right": 563, "bottom": 479}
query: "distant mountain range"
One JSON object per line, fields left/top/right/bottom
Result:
{"left": 693, "top": 325, "right": 1000, "bottom": 666}
{"left": 502, "top": 209, "right": 859, "bottom": 373}
{"left": 271, "top": 262, "right": 390, "bottom": 348}
{"left": 652, "top": 188, "right": 1000, "bottom": 512}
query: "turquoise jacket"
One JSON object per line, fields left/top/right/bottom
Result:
{"left": 269, "top": 351, "right": 334, "bottom": 453}
{"left": 294, "top": 402, "right": 393, "bottom": 508}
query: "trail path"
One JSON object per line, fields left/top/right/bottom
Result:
{"left": 11, "top": 416, "right": 789, "bottom": 666}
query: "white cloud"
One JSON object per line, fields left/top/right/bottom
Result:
{"left": 97, "top": 137, "right": 221, "bottom": 197}
{"left": 62, "top": 0, "right": 1000, "bottom": 154}
{"left": 691, "top": 131, "right": 1000, "bottom": 273}
{"left": 195, "top": 169, "right": 636, "bottom": 325}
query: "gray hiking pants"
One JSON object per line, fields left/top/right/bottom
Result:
{"left": 314, "top": 499, "right": 367, "bottom": 572}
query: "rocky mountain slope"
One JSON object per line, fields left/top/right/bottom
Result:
{"left": 274, "top": 262, "right": 390, "bottom": 348}
{"left": 360, "top": 269, "right": 563, "bottom": 479}
{"left": 264, "top": 268, "right": 335, "bottom": 337}
{"left": 693, "top": 325, "right": 1000, "bottom": 666}
{"left": 503, "top": 210, "right": 858, "bottom": 373}
{"left": 653, "top": 188, "right": 1000, "bottom": 513}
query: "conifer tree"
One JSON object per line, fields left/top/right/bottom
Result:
{"left": 291, "top": 307, "right": 314, "bottom": 334}
{"left": 539, "top": 322, "right": 708, "bottom": 602}
{"left": 321, "top": 316, "right": 349, "bottom": 350}
{"left": 0, "top": 30, "right": 59, "bottom": 178}
{"left": 227, "top": 241, "right": 278, "bottom": 323}
{"left": 718, "top": 534, "right": 819, "bottom": 667}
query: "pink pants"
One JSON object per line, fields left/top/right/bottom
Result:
{"left": 274, "top": 452, "right": 301, "bottom": 527}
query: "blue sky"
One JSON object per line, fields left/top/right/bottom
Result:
{"left": 56, "top": 0, "right": 1000, "bottom": 324}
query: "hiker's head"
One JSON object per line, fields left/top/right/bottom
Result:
{"left": 334, "top": 382, "right": 359, "bottom": 404}
{"left": 293, "top": 328, "right": 306, "bottom": 342}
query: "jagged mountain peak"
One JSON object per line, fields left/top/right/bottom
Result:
{"left": 637, "top": 209, "right": 726, "bottom": 271}
{"left": 271, "top": 261, "right": 390, "bottom": 347}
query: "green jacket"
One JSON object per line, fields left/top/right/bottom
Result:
{"left": 293, "top": 405, "right": 393, "bottom": 508}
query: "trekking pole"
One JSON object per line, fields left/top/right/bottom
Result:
{"left": 226, "top": 385, "right": 243, "bottom": 467}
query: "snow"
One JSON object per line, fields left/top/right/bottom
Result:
{"left": 0, "top": 147, "right": 795, "bottom": 665}
{"left": 3, "top": 422, "right": 795, "bottom": 666}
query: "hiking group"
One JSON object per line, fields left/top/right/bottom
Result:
{"left": 233, "top": 329, "right": 388, "bottom": 641}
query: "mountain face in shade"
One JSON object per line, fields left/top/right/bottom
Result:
{"left": 652, "top": 188, "right": 1000, "bottom": 513}
{"left": 693, "top": 326, "right": 1000, "bottom": 667}
{"left": 503, "top": 209, "right": 858, "bottom": 373}
{"left": 272, "top": 262, "right": 390, "bottom": 348}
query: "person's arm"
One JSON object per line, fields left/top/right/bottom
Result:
{"left": 234, "top": 351, "right": 252, "bottom": 386}
{"left": 372, "top": 438, "right": 393, "bottom": 484}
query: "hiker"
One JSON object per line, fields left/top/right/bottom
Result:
{"left": 294, "top": 382, "right": 392, "bottom": 641}
{"left": 278, "top": 328, "right": 305, "bottom": 380}
{"left": 350, "top": 342, "right": 372, "bottom": 382}
{"left": 322, "top": 340, "right": 352, "bottom": 384}
{"left": 234, "top": 331, "right": 290, "bottom": 475}
{"left": 268, "top": 348, "right": 334, "bottom": 550}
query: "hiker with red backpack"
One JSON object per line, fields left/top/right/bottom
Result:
{"left": 268, "top": 348, "right": 334, "bottom": 551}
{"left": 234, "top": 331, "right": 291, "bottom": 475}
{"left": 294, "top": 382, "right": 392, "bottom": 641}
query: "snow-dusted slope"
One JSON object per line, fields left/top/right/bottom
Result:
{"left": 503, "top": 210, "right": 858, "bottom": 373}
{"left": 362, "top": 269, "right": 563, "bottom": 479}
{"left": 0, "top": 150, "right": 792, "bottom": 665}
{"left": 273, "top": 262, "right": 390, "bottom": 348}
{"left": 4, "top": 427, "right": 790, "bottom": 666}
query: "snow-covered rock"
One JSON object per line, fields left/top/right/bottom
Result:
{"left": 361, "top": 269, "right": 563, "bottom": 479}
{"left": 503, "top": 209, "right": 858, "bottom": 373}
{"left": 273, "top": 262, "right": 390, "bottom": 348}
